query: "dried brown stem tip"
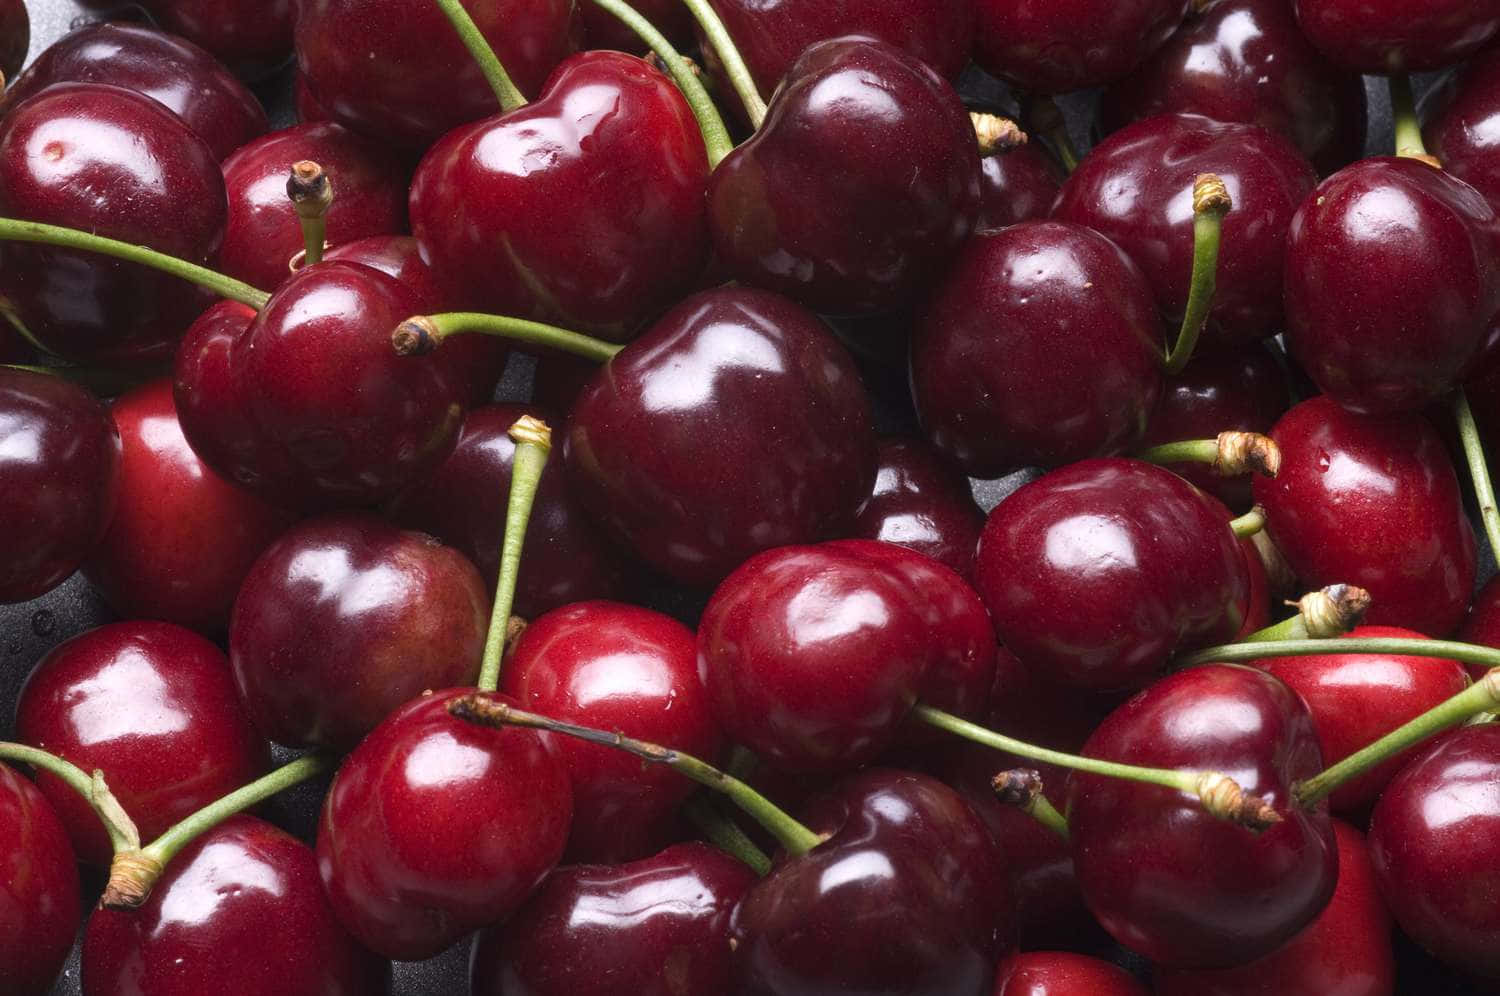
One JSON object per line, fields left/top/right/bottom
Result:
{"left": 1196, "top": 772, "right": 1281, "bottom": 832}
{"left": 508, "top": 414, "right": 553, "bottom": 451}
{"left": 971, "top": 113, "right": 1027, "bottom": 157}
{"left": 1193, "top": 173, "right": 1232, "bottom": 215}
{"left": 1214, "top": 431, "right": 1280, "bottom": 478}
{"left": 392, "top": 316, "right": 439, "bottom": 356}
{"left": 1292, "top": 584, "right": 1373, "bottom": 638}
{"left": 100, "top": 849, "right": 165, "bottom": 910}
{"left": 504, "top": 616, "right": 529, "bottom": 659}
{"left": 286, "top": 161, "right": 333, "bottom": 220}
{"left": 991, "top": 768, "right": 1044, "bottom": 807}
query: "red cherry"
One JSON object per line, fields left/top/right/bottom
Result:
{"left": 992, "top": 951, "right": 1147, "bottom": 995}
{"left": 850, "top": 438, "right": 984, "bottom": 580}
{"left": 976, "top": 129, "right": 1063, "bottom": 230}
{"left": 1426, "top": 44, "right": 1500, "bottom": 212}
{"left": 973, "top": 0, "right": 1187, "bottom": 93}
{"left": 0, "top": 0, "right": 26, "bottom": 80}
{"left": 1458, "top": 576, "right": 1500, "bottom": 682}
{"left": 1292, "top": 0, "right": 1500, "bottom": 73}
{"left": 577, "top": 0, "right": 694, "bottom": 53}
{"left": 139, "top": 0, "right": 294, "bottom": 77}
{"left": 0, "top": 763, "right": 79, "bottom": 996}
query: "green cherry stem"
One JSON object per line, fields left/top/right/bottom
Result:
{"left": 675, "top": 0, "right": 767, "bottom": 128}
{"left": 1389, "top": 73, "right": 1429, "bottom": 161}
{"left": 1164, "top": 173, "right": 1231, "bottom": 374}
{"left": 1454, "top": 388, "right": 1500, "bottom": 571}
{"left": 476, "top": 415, "right": 552, "bottom": 692}
{"left": 1228, "top": 506, "right": 1267, "bottom": 538}
{"left": 1241, "top": 584, "right": 1373, "bottom": 643}
{"left": 1179, "top": 636, "right": 1500, "bottom": 672}
{"left": 286, "top": 160, "right": 332, "bottom": 269}
{"left": 392, "top": 312, "right": 623, "bottom": 365}
{"left": 991, "top": 768, "right": 1070, "bottom": 841}
{"left": 431, "top": 0, "right": 527, "bottom": 112}
{"left": 447, "top": 695, "right": 826, "bottom": 856}
{"left": 683, "top": 794, "right": 773, "bottom": 875}
{"left": 0, "top": 742, "right": 139, "bottom": 854}
{"left": 1136, "top": 430, "right": 1281, "bottom": 478}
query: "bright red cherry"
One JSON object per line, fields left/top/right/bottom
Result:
{"left": 973, "top": 0, "right": 1187, "bottom": 93}
{"left": 1424, "top": 43, "right": 1500, "bottom": 212}
{"left": 139, "top": 0, "right": 294, "bottom": 77}
{"left": 850, "top": 438, "right": 984, "bottom": 580}
{"left": 0, "top": 763, "right": 78, "bottom": 996}
{"left": 0, "top": 0, "right": 26, "bottom": 80}
{"left": 993, "top": 951, "right": 1147, "bottom": 995}
{"left": 1292, "top": 0, "right": 1500, "bottom": 73}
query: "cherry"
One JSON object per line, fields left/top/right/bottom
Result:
{"left": 1424, "top": 43, "right": 1500, "bottom": 212}
{"left": 1253, "top": 396, "right": 1476, "bottom": 636}
{"left": 0, "top": 762, "right": 79, "bottom": 996}
{"left": 0, "top": 368, "right": 120, "bottom": 604}
{"left": 579, "top": 0, "right": 694, "bottom": 52}
{"left": 974, "top": 122, "right": 1063, "bottom": 231}
{"left": 219, "top": 122, "right": 409, "bottom": 293}
{"left": 992, "top": 952, "right": 1147, "bottom": 996}
{"left": 1458, "top": 576, "right": 1500, "bottom": 681}
{"left": 972, "top": 0, "right": 1187, "bottom": 93}
{"left": 0, "top": 0, "right": 26, "bottom": 81}
{"left": 0, "top": 22, "right": 268, "bottom": 162}
{"left": 707, "top": 35, "right": 980, "bottom": 316}
{"left": 83, "top": 814, "right": 391, "bottom": 995}
{"left": 1098, "top": 0, "right": 1368, "bottom": 175}
{"left": 316, "top": 688, "right": 573, "bottom": 961}
{"left": 850, "top": 438, "right": 984, "bottom": 580}
{"left": 294, "top": 0, "right": 575, "bottom": 149}
{"left": 910, "top": 221, "right": 1164, "bottom": 478}
{"left": 16, "top": 621, "right": 268, "bottom": 866}
{"left": 1292, "top": 0, "right": 1500, "bottom": 73}
{"left": 0, "top": 82, "right": 225, "bottom": 367}
{"left": 138, "top": 0, "right": 294, "bottom": 77}
{"left": 470, "top": 841, "right": 755, "bottom": 995}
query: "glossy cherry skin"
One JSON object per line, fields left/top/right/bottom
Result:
{"left": 317, "top": 688, "right": 573, "bottom": 961}
{"left": 220, "top": 122, "right": 409, "bottom": 293}
{"left": 410, "top": 51, "right": 709, "bottom": 341}
{"left": 0, "top": 763, "right": 78, "bottom": 996}
{"left": 1368, "top": 724, "right": 1500, "bottom": 980}
{"left": 16, "top": 621, "right": 268, "bottom": 865}
{"left": 295, "top": 0, "right": 574, "bottom": 149}
{"left": 140, "top": 0, "right": 294, "bottom": 77}
{"left": 1253, "top": 397, "right": 1476, "bottom": 636}
{"left": 1157, "top": 820, "right": 1395, "bottom": 996}
{"left": 470, "top": 842, "right": 755, "bottom": 995}
{"left": 84, "top": 815, "right": 391, "bottom": 996}
{"left": 977, "top": 137, "right": 1062, "bottom": 231}
{"left": 0, "top": 21, "right": 267, "bottom": 162}
{"left": 0, "top": 0, "right": 26, "bottom": 80}
{"left": 973, "top": 0, "right": 1187, "bottom": 93}
{"left": 82, "top": 378, "right": 296, "bottom": 634}
{"left": 992, "top": 952, "right": 1146, "bottom": 995}
{"left": 230, "top": 513, "right": 487, "bottom": 751}
{"left": 976, "top": 458, "right": 1249, "bottom": 691}
{"left": 564, "top": 285, "right": 876, "bottom": 585}
{"left": 501, "top": 601, "right": 719, "bottom": 862}
{"left": 1070, "top": 664, "right": 1336, "bottom": 967}
{"left": 1054, "top": 113, "right": 1317, "bottom": 344}
{"left": 1292, "top": 0, "right": 1500, "bottom": 73}
{"left": 850, "top": 438, "right": 984, "bottom": 580}
{"left": 731, "top": 768, "right": 1014, "bottom": 995}
{"left": 1424, "top": 43, "right": 1500, "bottom": 212}
{"left": 0, "top": 368, "right": 121, "bottom": 604}
{"left": 911, "top": 221, "right": 1164, "bottom": 478}
{"left": 1099, "top": 0, "right": 1367, "bottom": 176}
{"left": 0, "top": 82, "right": 225, "bottom": 367}
{"left": 1458, "top": 576, "right": 1500, "bottom": 682}
{"left": 708, "top": 36, "right": 980, "bottom": 316}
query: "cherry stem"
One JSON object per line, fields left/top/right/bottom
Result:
{"left": 1229, "top": 506, "right": 1266, "bottom": 538}
{"left": 912, "top": 704, "right": 1280, "bottom": 831}
{"left": 1389, "top": 73, "right": 1429, "bottom": 160}
{"left": 1294, "top": 669, "right": 1500, "bottom": 807}
{"left": 1019, "top": 93, "right": 1078, "bottom": 173}
{"left": 1137, "top": 431, "right": 1281, "bottom": 478}
{"left": 1242, "top": 584, "right": 1372, "bottom": 642}
{"left": 676, "top": 0, "right": 767, "bottom": 128}
{"left": 1180, "top": 636, "right": 1500, "bottom": 671}
{"left": 430, "top": 0, "right": 527, "bottom": 112}
{"left": 447, "top": 695, "right": 827, "bottom": 856}
{"left": 477, "top": 416, "right": 551, "bottom": 692}
{"left": 101, "top": 752, "right": 335, "bottom": 910}
{"left": 587, "top": 0, "right": 734, "bottom": 166}
{"left": 286, "top": 161, "right": 332, "bottom": 269}
{"left": 0, "top": 742, "right": 139, "bottom": 854}
{"left": 1164, "top": 173, "right": 1231, "bottom": 374}
{"left": 683, "top": 793, "right": 773, "bottom": 875}
{"left": 1453, "top": 388, "right": 1500, "bottom": 571}
{"left": 991, "top": 768, "right": 1070, "bottom": 840}
{"left": 392, "top": 312, "right": 622, "bottom": 365}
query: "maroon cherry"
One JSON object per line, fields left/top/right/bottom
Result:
{"left": 83, "top": 814, "right": 391, "bottom": 995}
{"left": 0, "top": 82, "right": 225, "bottom": 366}
{"left": 707, "top": 35, "right": 980, "bottom": 316}
{"left": 0, "top": 763, "right": 79, "bottom": 996}
{"left": 470, "top": 841, "right": 755, "bottom": 995}
{"left": 1292, "top": 0, "right": 1500, "bottom": 73}
{"left": 0, "top": 0, "right": 26, "bottom": 81}
{"left": 16, "top": 621, "right": 268, "bottom": 866}
{"left": 579, "top": 0, "right": 694, "bottom": 51}
{"left": 992, "top": 952, "right": 1147, "bottom": 996}
{"left": 1253, "top": 396, "right": 1476, "bottom": 636}
{"left": 139, "top": 0, "right": 294, "bottom": 77}
{"left": 850, "top": 438, "right": 984, "bottom": 580}
{"left": 316, "top": 688, "right": 573, "bottom": 961}
{"left": 973, "top": 0, "right": 1186, "bottom": 93}
{"left": 1424, "top": 43, "right": 1500, "bottom": 212}
{"left": 975, "top": 125, "right": 1063, "bottom": 231}
{"left": 1459, "top": 576, "right": 1500, "bottom": 681}
{"left": 229, "top": 512, "right": 487, "bottom": 751}
{"left": 0, "top": 21, "right": 267, "bottom": 162}
{"left": 0, "top": 368, "right": 120, "bottom": 604}
{"left": 911, "top": 221, "right": 1164, "bottom": 478}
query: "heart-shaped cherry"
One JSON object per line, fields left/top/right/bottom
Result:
{"left": 1292, "top": 0, "right": 1500, "bottom": 73}
{"left": 850, "top": 438, "right": 984, "bottom": 580}
{"left": 0, "top": 762, "right": 78, "bottom": 996}
{"left": 993, "top": 952, "right": 1147, "bottom": 996}
{"left": 972, "top": 0, "right": 1187, "bottom": 93}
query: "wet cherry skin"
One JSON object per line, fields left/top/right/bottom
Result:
{"left": 0, "top": 0, "right": 26, "bottom": 80}
{"left": 316, "top": 688, "right": 573, "bottom": 961}
{"left": 976, "top": 136, "right": 1062, "bottom": 231}
{"left": 1068, "top": 664, "right": 1337, "bottom": 968}
{"left": 850, "top": 438, "right": 985, "bottom": 580}
{"left": 16, "top": 621, "right": 268, "bottom": 866}
{"left": 0, "top": 763, "right": 79, "bottom": 996}
{"left": 992, "top": 952, "right": 1147, "bottom": 996}
{"left": 973, "top": 0, "right": 1187, "bottom": 93}
{"left": 0, "top": 21, "right": 267, "bottom": 162}
{"left": 1424, "top": 43, "right": 1500, "bottom": 212}
{"left": 0, "top": 368, "right": 121, "bottom": 604}
{"left": 910, "top": 221, "right": 1164, "bottom": 479}
{"left": 229, "top": 513, "right": 488, "bottom": 751}
{"left": 1292, "top": 0, "right": 1500, "bottom": 73}
{"left": 1253, "top": 397, "right": 1477, "bottom": 636}
{"left": 0, "top": 82, "right": 225, "bottom": 367}
{"left": 470, "top": 842, "right": 756, "bottom": 995}
{"left": 83, "top": 814, "right": 391, "bottom": 996}
{"left": 139, "top": 0, "right": 295, "bottom": 78}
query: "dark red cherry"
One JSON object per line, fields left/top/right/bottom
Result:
{"left": 1099, "top": 0, "right": 1367, "bottom": 175}
{"left": 910, "top": 221, "right": 1164, "bottom": 478}
{"left": 578, "top": 0, "right": 693, "bottom": 53}
{"left": 140, "top": 0, "right": 294, "bottom": 77}
{"left": 501, "top": 601, "right": 719, "bottom": 862}
{"left": 850, "top": 438, "right": 984, "bottom": 580}
{"left": 1284, "top": 158, "right": 1500, "bottom": 413}
{"left": 82, "top": 378, "right": 296, "bottom": 634}
{"left": 471, "top": 841, "right": 755, "bottom": 995}
{"left": 976, "top": 131, "right": 1062, "bottom": 231}
{"left": 229, "top": 512, "right": 487, "bottom": 750}
{"left": 0, "top": 82, "right": 225, "bottom": 367}
{"left": 1458, "top": 576, "right": 1500, "bottom": 681}
{"left": 730, "top": 768, "right": 1014, "bottom": 996}
{"left": 1069, "top": 664, "right": 1337, "bottom": 967}
{"left": 992, "top": 952, "right": 1147, "bottom": 995}
{"left": 1253, "top": 397, "right": 1476, "bottom": 635}
{"left": 564, "top": 285, "right": 876, "bottom": 585}
{"left": 410, "top": 51, "right": 708, "bottom": 340}
{"left": 975, "top": 458, "right": 1249, "bottom": 691}
{"left": 1054, "top": 113, "right": 1317, "bottom": 344}
{"left": 294, "top": 0, "right": 574, "bottom": 148}
{"left": 16, "top": 621, "right": 268, "bottom": 866}
{"left": 1292, "top": 0, "right": 1500, "bottom": 73}
{"left": 0, "top": 763, "right": 78, "bottom": 996}
{"left": 219, "top": 122, "right": 409, "bottom": 293}
{"left": 973, "top": 0, "right": 1187, "bottom": 93}
{"left": 707, "top": 35, "right": 980, "bottom": 316}
{"left": 0, "top": 22, "right": 267, "bottom": 162}
{"left": 1424, "top": 43, "right": 1500, "bottom": 212}
{"left": 0, "top": 368, "right": 120, "bottom": 604}
{"left": 317, "top": 688, "right": 573, "bottom": 961}
{"left": 0, "top": 0, "right": 26, "bottom": 80}
{"left": 83, "top": 814, "right": 391, "bottom": 995}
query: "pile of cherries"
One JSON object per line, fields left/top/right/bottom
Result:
{"left": 10, "top": 0, "right": 1500, "bottom": 993}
